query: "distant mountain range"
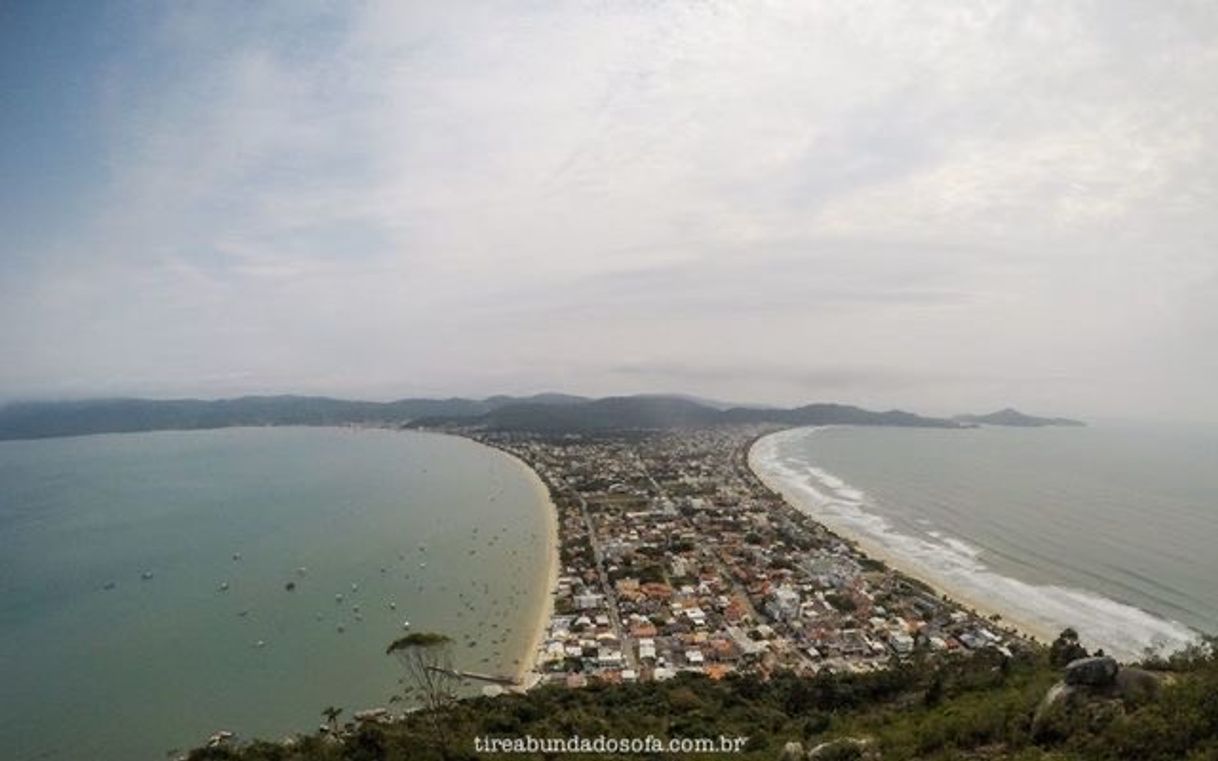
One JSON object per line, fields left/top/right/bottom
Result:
{"left": 424, "top": 397, "right": 966, "bottom": 432}
{"left": 0, "top": 393, "right": 967, "bottom": 440}
{"left": 953, "top": 408, "right": 1086, "bottom": 427}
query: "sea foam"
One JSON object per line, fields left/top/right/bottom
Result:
{"left": 751, "top": 429, "right": 1201, "bottom": 661}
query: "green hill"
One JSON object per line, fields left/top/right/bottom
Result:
{"left": 953, "top": 409, "right": 1086, "bottom": 427}
{"left": 0, "top": 394, "right": 962, "bottom": 440}
{"left": 185, "top": 639, "right": 1217, "bottom": 761}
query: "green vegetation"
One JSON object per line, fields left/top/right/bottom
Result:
{"left": 0, "top": 394, "right": 964, "bottom": 441}
{"left": 1048, "top": 629, "right": 1089, "bottom": 668}
{"left": 187, "top": 638, "right": 1218, "bottom": 761}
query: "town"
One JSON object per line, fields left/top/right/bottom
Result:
{"left": 456, "top": 425, "right": 1030, "bottom": 689}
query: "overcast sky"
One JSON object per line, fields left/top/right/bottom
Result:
{"left": 2, "top": 1, "right": 1216, "bottom": 420}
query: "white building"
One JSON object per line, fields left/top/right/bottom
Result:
{"left": 637, "top": 638, "right": 656, "bottom": 660}
{"left": 765, "top": 586, "right": 801, "bottom": 622}
{"left": 575, "top": 592, "right": 605, "bottom": 610}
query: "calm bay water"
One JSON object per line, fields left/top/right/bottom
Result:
{"left": 0, "top": 427, "right": 551, "bottom": 761}
{"left": 752, "top": 423, "right": 1218, "bottom": 661}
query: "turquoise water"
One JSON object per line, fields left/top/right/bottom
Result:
{"left": 0, "top": 427, "right": 551, "bottom": 761}
{"left": 753, "top": 423, "right": 1218, "bottom": 661}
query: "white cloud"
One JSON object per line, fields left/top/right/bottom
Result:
{"left": 3, "top": 0, "right": 1217, "bottom": 418}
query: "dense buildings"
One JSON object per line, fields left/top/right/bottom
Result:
{"left": 455, "top": 425, "right": 1029, "bottom": 688}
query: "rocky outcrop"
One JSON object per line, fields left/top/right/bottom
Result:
{"left": 1064, "top": 656, "right": 1119, "bottom": 687}
{"left": 1114, "top": 667, "right": 1164, "bottom": 703}
{"left": 1033, "top": 656, "right": 1165, "bottom": 739}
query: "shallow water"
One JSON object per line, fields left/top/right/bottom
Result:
{"left": 0, "top": 427, "right": 551, "bottom": 761}
{"left": 752, "top": 423, "right": 1218, "bottom": 660}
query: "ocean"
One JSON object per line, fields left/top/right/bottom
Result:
{"left": 0, "top": 427, "right": 553, "bottom": 761}
{"left": 751, "top": 423, "right": 1218, "bottom": 661}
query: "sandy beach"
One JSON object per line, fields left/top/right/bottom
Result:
{"left": 514, "top": 455, "right": 560, "bottom": 684}
{"left": 476, "top": 442, "right": 560, "bottom": 685}
{"left": 393, "top": 429, "right": 560, "bottom": 686}
{"left": 747, "top": 434, "right": 1056, "bottom": 647}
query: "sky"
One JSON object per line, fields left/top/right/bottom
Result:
{"left": 1, "top": 1, "right": 1216, "bottom": 420}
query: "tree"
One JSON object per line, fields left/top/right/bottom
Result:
{"left": 386, "top": 632, "right": 458, "bottom": 717}
{"left": 1048, "top": 627, "right": 1089, "bottom": 668}
{"left": 321, "top": 706, "right": 343, "bottom": 733}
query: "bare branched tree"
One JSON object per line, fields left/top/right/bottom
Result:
{"left": 385, "top": 632, "right": 457, "bottom": 720}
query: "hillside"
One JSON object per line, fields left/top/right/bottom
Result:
{"left": 954, "top": 409, "right": 1086, "bottom": 427}
{"left": 185, "top": 642, "right": 1218, "bottom": 761}
{"left": 0, "top": 393, "right": 583, "bottom": 441}
{"left": 0, "top": 394, "right": 962, "bottom": 440}
{"left": 418, "top": 397, "right": 965, "bottom": 432}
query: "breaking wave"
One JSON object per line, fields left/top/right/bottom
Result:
{"left": 751, "top": 428, "right": 1201, "bottom": 661}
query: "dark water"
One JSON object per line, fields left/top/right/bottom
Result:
{"left": 753, "top": 423, "right": 1218, "bottom": 659}
{"left": 0, "top": 427, "right": 551, "bottom": 761}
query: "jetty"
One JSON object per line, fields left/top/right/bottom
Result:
{"left": 426, "top": 666, "right": 520, "bottom": 687}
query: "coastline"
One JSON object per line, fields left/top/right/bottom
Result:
{"left": 746, "top": 429, "right": 1056, "bottom": 647}
{"left": 495, "top": 445, "right": 560, "bottom": 686}
{"left": 422, "top": 430, "right": 559, "bottom": 686}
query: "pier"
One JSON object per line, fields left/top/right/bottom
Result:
{"left": 426, "top": 666, "right": 521, "bottom": 687}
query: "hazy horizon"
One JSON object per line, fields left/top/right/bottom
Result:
{"left": 3, "top": 2, "right": 1216, "bottom": 422}
{"left": 2, "top": 387, "right": 1196, "bottom": 429}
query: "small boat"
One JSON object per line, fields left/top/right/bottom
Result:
{"left": 219, "top": 582, "right": 230, "bottom": 591}
{"left": 141, "top": 570, "right": 154, "bottom": 580}
{"left": 402, "top": 620, "right": 411, "bottom": 629}
{"left": 255, "top": 640, "right": 266, "bottom": 648}
{"left": 335, "top": 593, "right": 344, "bottom": 603}
{"left": 419, "top": 562, "right": 427, "bottom": 569}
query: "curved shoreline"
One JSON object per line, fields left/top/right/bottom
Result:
{"left": 488, "top": 444, "right": 560, "bottom": 685}
{"left": 747, "top": 427, "right": 1207, "bottom": 661}
{"left": 747, "top": 429, "right": 1057, "bottom": 646}
{"left": 418, "top": 430, "right": 559, "bottom": 685}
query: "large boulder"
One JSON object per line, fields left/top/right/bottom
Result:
{"left": 1032, "top": 683, "right": 1124, "bottom": 741}
{"left": 1114, "top": 667, "right": 1163, "bottom": 703}
{"left": 1064, "top": 656, "right": 1119, "bottom": 687}
{"left": 1034, "top": 659, "right": 1167, "bottom": 740}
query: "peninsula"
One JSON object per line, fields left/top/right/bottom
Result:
{"left": 182, "top": 415, "right": 1216, "bottom": 761}
{"left": 953, "top": 408, "right": 1087, "bottom": 427}
{"left": 462, "top": 423, "right": 1033, "bottom": 689}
